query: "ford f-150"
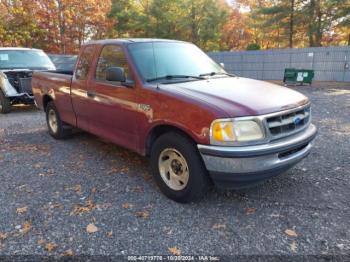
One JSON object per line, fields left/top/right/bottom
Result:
{"left": 32, "top": 39, "right": 317, "bottom": 203}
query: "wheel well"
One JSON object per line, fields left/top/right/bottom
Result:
{"left": 145, "top": 125, "right": 196, "bottom": 157}
{"left": 43, "top": 95, "right": 53, "bottom": 111}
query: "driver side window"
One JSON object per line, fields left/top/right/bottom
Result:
{"left": 95, "top": 45, "right": 132, "bottom": 82}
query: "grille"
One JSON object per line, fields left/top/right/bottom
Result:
{"left": 5, "top": 71, "right": 33, "bottom": 95}
{"left": 19, "top": 78, "right": 33, "bottom": 94}
{"left": 266, "top": 105, "right": 311, "bottom": 139}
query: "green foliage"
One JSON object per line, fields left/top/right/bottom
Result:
{"left": 108, "top": 0, "right": 229, "bottom": 51}
{"left": 109, "top": 0, "right": 144, "bottom": 37}
{"left": 246, "top": 43, "right": 261, "bottom": 50}
{"left": 1, "top": 0, "right": 349, "bottom": 52}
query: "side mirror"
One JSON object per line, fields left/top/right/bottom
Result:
{"left": 220, "top": 62, "right": 225, "bottom": 69}
{"left": 106, "top": 67, "right": 126, "bottom": 82}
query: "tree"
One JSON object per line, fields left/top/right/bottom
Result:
{"left": 259, "top": 0, "right": 300, "bottom": 48}
{"left": 221, "top": 8, "right": 254, "bottom": 50}
{"left": 175, "top": 0, "right": 228, "bottom": 50}
{"left": 246, "top": 43, "right": 261, "bottom": 50}
{"left": 0, "top": 0, "right": 43, "bottom": 47}
{"left": 36, "top": 0, "right": 112, "bottom": 53}
{"left": 109, "top": 0, "right": 145, "bottom": 38}
{"left": 108, "top": 0, "right": 229, "bottom": 51}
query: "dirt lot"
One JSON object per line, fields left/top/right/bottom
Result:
{"left": 0, "top": 82, "right": 349, "bottom": 260}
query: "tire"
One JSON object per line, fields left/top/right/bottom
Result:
{"left": 0, "top": 90, "right": 11, "bottom": 114}
{"left": 45, "top": 101, "right": 72, "bottom": 139}
{"left": 150, "top": 132, "right": 211, "bottom": 203}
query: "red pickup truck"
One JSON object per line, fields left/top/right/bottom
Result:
{"left": 32, "top": 39, "right": 317, "bottom": 203}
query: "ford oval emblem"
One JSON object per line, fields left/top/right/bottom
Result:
{"left": 294, "top": 117, "right": 302, "bottom": 125}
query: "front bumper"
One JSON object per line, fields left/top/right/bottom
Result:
{"left": 198, "top": 124, "right": 317, "bottom": 189}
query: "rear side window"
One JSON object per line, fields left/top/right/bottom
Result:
{"left": 75, "top": 45, "right": 95, "bottom": 80}
{"left": 95, "top": 45, "right": 132, "bottom": 82}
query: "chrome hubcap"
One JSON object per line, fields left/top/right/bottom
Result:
{"left": 158, "top": 148, "right": 189, "bottom": 191}
{"left": 48, "top": 109, "right": 58, "bottom": 133}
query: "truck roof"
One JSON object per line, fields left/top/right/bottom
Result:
{"left": 0, "top": 47, "right": 43, "bottom": 51}
{"left": 86, "top": 38, "right": 186, "bottom": 46}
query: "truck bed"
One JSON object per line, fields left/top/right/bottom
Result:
{"left": 31, "top": 70, "right": 73, "bottom": 111}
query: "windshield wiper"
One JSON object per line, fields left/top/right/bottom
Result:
{"left": 146, "top": 75, "right": 205, "bottom": 82}
{"left": 199, "top": 72, "right": 236, "bottom": 77}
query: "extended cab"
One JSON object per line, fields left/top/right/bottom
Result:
{"left": 0, "top": 48, "right": 55, "bottom": 113}
{"left": 32, "top": 39, "right": 317, "bottom": 202}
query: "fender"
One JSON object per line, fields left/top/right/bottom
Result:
{"left": 141, "top": 119, "right": 210, "bottom": 156}
{"left": 0, "top": 71, "right": 17, "bottom": 96}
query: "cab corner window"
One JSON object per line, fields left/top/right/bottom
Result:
{"left": 95, "top": 45, "right": 132, "bottom": 83}
{"left": 75, "top": 45, "right": 95, "bottom": 80}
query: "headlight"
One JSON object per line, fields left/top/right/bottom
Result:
{"left": 210, "top": 119, "right": 264, "bottom": 145}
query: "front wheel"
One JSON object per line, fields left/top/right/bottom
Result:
{"left": 0, "top": 90, "right": 11, "bottom": 114}
{"left": 46, "top": 101, "right": 72, "bottom": 139}
{"left": 150, "top": 132, "right": 211, "bottom": 203}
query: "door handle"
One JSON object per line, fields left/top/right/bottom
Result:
{"left": 87, "top": 90, "right": 96, "bottom": 98}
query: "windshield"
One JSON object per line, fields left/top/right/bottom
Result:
{"left": 127, "top": 42, "right": 226, "bottom": 82}
{"left": 0, "top": 50, "right": 55, "bottom": 70}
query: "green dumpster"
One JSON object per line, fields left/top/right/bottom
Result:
{"left": 283, "top": 68, "right": 314, "bottom": 85}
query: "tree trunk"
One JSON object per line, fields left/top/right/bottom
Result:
{"left": 289, "top": 0, "right": 294, "bottom": 48}
{"left": 57, "top": 0, "right": 66, "bottom": 54}
{"left": 190, "top": 1, "right": 199, "bottom": 45}
{"left": 314, "top": 0, "right": 322, "bottom": 46}
{"left": 307, "top": 0, "right": 315, "bottom": 47}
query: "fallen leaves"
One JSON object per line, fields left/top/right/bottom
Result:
{"left": 37, "top": 239, "right": 60, "bottom": 253}
{"left": 0, "top": 233, "right": 8, "bottom": 241}
{"left": 16, "top": 206, "right": 28, "bottom": 214}
{"left": 107, "top": 166, "right": 129, "bottom": 175}
{"left": 65, "top": 185, "right": 82, "bottom": 194}
{"left": 290, "top": 241, "right": 298, "bottom": 252}
{"left": 122, "top": 203, "right": 134, "bottom": 209}
{"left": 8, "top": 143, "right": 51, "bottom": 154}
{"left": 285, "top": 229, "right": 298, "bottom": 237}
{"left": 71, "top": 200, "right": 94, "bottom": 215}
{"left": 44, "top": 203, "right": 64, "bottom": 210}
{"left": 62, "top": 249, "right": 74, "bottom": 256}
{"left": 33, "top": 163, "right": 42, "bottom": 169}
{"left": 45, "top": 243, "right": 58, "bottom": 252}
{"left": 245, "top": 207, "right": 257, "bottom": 215}
{"left": 86, "top": 223, "right": 98, "bottom": 234}
{"left": 38, "top": 172, "right": 54, "bottom": 177}
{"left": 71, "top": 199, "right": 111, "bottom": 216}
{"left": 135, "top": 210, "right": 150, "bottom": 219}
{"left": 0, "top": 221, "right": 31, "bottom": 241}
{"left": 131, "top": 186, "right": 144, "bottom": 193}
{"left": 168, "top": 247, "right": 181, "bottom": 256}
{"left": 37, "top": 239, "right": 46, "bottom": 245}
{"left": 212, "top": 223, "right": 226, "bottom": 230}
{"left": 21, "top": 221, "right": 32, "bottom": 234}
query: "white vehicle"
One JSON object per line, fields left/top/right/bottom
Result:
{"left": 0, "top": 48, "right": 55, "bottom": 113}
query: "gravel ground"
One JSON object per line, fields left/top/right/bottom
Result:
{"left": 0, "top": 82, "right": 349, "bottom": 260}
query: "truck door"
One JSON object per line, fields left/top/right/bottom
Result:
{"left": 85, "top": 44, "right": 141, "bottom": 151}
{"left": 71, "top": 45, "right": 96, "bottom": 131}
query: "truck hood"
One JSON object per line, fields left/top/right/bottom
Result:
{"left": 160, "top": 77, "right": 309, "bottom": 117}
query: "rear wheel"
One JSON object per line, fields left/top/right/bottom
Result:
{"left": 46, "top": 101, "right": 72, "bottom": 139}
{"left": 0, "top": 90, "right": 11, "bottom": 114}
{"left": 150, "top": 132, "right": 211, "bottom": 203}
